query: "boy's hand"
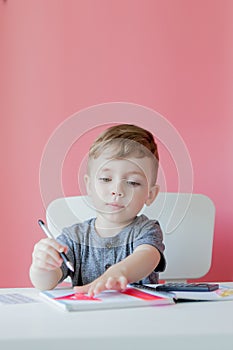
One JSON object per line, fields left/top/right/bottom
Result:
{"left": 74, "top": 266, "right": 128, "bottom": 297}
{"left": 31, "top": 238, "right": 68, "bottom": 271}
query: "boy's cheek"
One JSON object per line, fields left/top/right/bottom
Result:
{"left": 84, "top": 174, "right": 92, "bottom": 195}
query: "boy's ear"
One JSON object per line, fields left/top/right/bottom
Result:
{"left": 84, "top": 174, "right": 91, "bottom": 195}
{"left": 145, "top": 185, "right": 159, "bottom": 206}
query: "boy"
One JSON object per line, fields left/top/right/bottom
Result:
{"left": 30, "top": 124, "right": 166, "bottom": 296}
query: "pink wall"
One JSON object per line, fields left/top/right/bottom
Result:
{"left": 0, "top": 0, "right": 232, "bottom": 287}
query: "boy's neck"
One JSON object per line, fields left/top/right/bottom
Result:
{"left": 94, "top": 216, "right": 136, "bottom": 238}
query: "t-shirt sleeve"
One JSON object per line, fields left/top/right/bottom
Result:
{"left": 133, "top": 220, "right": 166, "bottom": 272}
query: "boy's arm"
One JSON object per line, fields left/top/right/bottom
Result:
{"left": 29, "top": 265, "right": 62, "bottom": 291}
{"left": 117, "top": 244, "right": 161, "bottom": 281}
{"left": 74, "top": 244, "right": 160, "bottom": 296}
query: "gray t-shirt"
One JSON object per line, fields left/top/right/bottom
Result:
{"left": 57, "top": 214, "right": 166, "bottom": 286}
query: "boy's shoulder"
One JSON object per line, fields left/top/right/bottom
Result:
{"left": 135, "top": 214, "right": 160, "bottom": 228}
{"left": 124, "top": 215, "right": 161, "bottom": 238}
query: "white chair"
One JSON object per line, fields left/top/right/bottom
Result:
{"left": 46, "top": 193, "right": 215, "bottom": 282}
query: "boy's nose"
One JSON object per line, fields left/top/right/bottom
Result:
{"left": 111, "top": 181, "right": 124, "bottom": 197}
{"left": 111, "top": 190, "right": 123, "bottom": 197}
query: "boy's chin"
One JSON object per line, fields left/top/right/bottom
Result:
{"left": 96, "top": 206, "right": 125, "bottom": 215}
{"left": 98, "top": 212, "right": 136, "bottom": 225}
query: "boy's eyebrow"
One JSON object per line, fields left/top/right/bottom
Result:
{"left": 99, "top": 168, "right": 111, "bottom": 172}
{"left": 125, "top": 171, "right": 146, "bottom": 177}
{"left": 99, "top": 168, "right": 146, "bottom": 177}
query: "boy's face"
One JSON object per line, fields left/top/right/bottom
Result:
{"left": 85, "top": 152, "right": 158, "bottom": 228}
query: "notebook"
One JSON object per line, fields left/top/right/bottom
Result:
{"left": 40, "top": 286, "right": 174, "bottom": 312}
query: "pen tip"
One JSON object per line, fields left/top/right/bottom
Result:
{"left": 67, "top": 261, "right": 74, "bottom": 272}
{"left": 38, "top": 219, "right": 44, "bottom": 226}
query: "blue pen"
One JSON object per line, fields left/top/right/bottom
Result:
{"left": 38, "top": 219, "right": 74, "bottom": 272}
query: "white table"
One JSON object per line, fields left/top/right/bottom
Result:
{"left": 0, "top": 285, "right": 233, "bottom": 350}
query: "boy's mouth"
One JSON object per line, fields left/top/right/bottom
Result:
{"left": 106, "top": 202, "right": 125, "bottom": 210}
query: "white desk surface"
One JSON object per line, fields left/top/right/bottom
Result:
{"left": 0, "top": 284, "right": 233, "bottom": 350}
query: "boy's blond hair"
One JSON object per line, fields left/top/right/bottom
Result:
{"left": 88, "top": 124, "right": 159, "bottom": 184}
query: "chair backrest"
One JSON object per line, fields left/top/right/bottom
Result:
{"left": 46, "top": 193, "right": 215, "bottom": 282}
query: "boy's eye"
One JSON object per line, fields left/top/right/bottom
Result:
{"left": 127, "top": 181, "right": 141, "bottom": 187}
{"left": 98, "top": 177, "right": 112, "bottom": 182}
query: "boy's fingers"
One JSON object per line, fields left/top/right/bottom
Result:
{"left": 105, "top": 277, "right": 114, "bottom": 289}
{"left": 33, "top": 252, "right": 63, "bottom": 269}
{"left": 39, "top": 239, "right": 68, "bottom": 259}
{"left": 35, "top": 239, "right": 62, "bottom": 254}
{"left": 74, "top": 281, "right": 104, "bottom": 297}
{"left": 119, "top": 276, "right": 128, "bottom": 289}
{"left": 93, "top": 281, "right": 104, "bottom": 296}
{"left": 33, "top": 254, "right": 62, "bottom": 270}
{"left": 33, "top": 240, "right": 65, "bottom": 268}
{"left": 44, "top": 238, "right": 68, "bottom": 253}
{"left": 74, "top": 284, "right": 91, "bottom": 294}
{"left": 40, "top": 261, "right": 61, "bottom": 270}
{"left": 105, "top": 276, "right": 127, "bottom": 290}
